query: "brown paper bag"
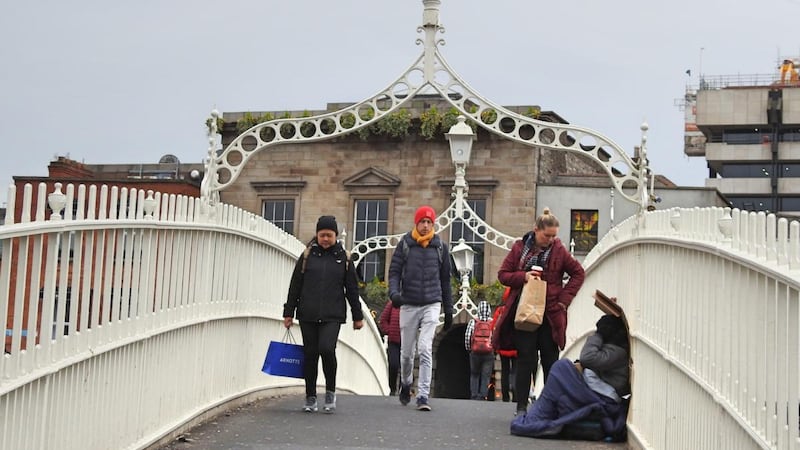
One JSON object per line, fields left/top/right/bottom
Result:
{"left": 514, "top": 278, "right": 547, "bottom": 331}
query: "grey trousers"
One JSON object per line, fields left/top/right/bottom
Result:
{"left": 399, "top": 303, "right": 440, "bottom": 400}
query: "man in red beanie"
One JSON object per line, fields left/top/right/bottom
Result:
{"left": 388, "top": 205, "right": 453, "bottom": 411}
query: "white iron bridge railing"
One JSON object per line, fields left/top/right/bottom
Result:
{"left": 0, "top": 182, "right": 386, "bottom": 450}
{"left": 561, "top": 207, "right": 799, "bottom": 450}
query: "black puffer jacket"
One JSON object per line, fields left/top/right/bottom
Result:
{"left": 387, "top": 233, "right": 453, "bottom": 314}
{"left": 283, "top": 240, "right": 364, "bottom": 323}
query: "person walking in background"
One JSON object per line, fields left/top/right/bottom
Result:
{"left": 283, "top": 216, "right": 364, "bottom": 414}
{"left": 388, "top": 205, "right": 453, "bottom": 412}
{"left": 464, "top": 300, "right": 495, "bottom": 400}
{"left": 494, "top": 207, "right": 585, "bottom": 416}
{"left": 378, "top": 300, "right": 401, "bottom": 396}
{"left": 493, "top": 291, "right": 518, "bottom": 403}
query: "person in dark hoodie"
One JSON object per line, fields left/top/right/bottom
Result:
{"left": 388, "top": 205, "right": 453, "bottom": 412}
{"left": 494, "top": 207, "right": 585, "bottom": 416}
{"left": 283, "top": 215, "right": 364, "bottom": 414}
{"left": 464, "top": 300, "right": 495, "bottom": 400}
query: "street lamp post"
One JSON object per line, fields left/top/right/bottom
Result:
{"left": 445, "top": 116, "right": 476, "bottom": 217}
{"left": 445, "top": 116, "right": 479, "bottom": 317}
{"left": 450, "top": 238, "right": 476, "bottom": 317}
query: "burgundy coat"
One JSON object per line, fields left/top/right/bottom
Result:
{"left": 378, "top": 300, "right": 401, "bottom": 344}
{"left": 493, "top": 233, "right": 585, "bottom": 350}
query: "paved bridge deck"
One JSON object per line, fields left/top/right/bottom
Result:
{"left": 156, "top": 393, "right": 627, "bottom": 450}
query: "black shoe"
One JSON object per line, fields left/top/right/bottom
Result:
{"left": 399, "top": 384, "right": 411, "bottom": 406}
{"left": 514, "top": 408, "right": 527, "bottom": 417}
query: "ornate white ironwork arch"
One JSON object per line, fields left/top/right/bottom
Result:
{"left": 202, "top": 0, "right": 648, "bottom": 207}
{"left": 202, "top": 0, "right": 653, "bottom": 320}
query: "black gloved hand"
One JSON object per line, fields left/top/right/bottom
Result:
{"left": 390, "top": 293, "right": 403, "bottom": 307}
{"left": 443, "top": 312, "right": 453, "bottom": 330}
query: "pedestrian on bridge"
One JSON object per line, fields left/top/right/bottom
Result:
{"left": 388, "top": 205, "right": 454, "bottom": 412}
{"left": 494, "top": 207, "right": 585, "bottom": 417}
{"left": 283, "top": 215, "right": 364, "bottom": 414}
{"left": 378, "top": 299, "right": 402, "bottom": 395}
{"left": 465, "top": 300, "right": 496, "bottom": 400}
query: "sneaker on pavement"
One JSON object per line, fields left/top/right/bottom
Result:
{"left": 303, "top": 396, "right": 318, "bottom": 413}
{"left": 323, "top": 391, "right": 336, "bottom": 413}
{"left": 416, "top": 396, "right": 431, "bottom": 411}
{"left": 399, "top": 384, "right": 411, "bottom": 406}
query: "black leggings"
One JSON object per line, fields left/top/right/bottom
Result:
{"left": 513, "top": 318, "right": 559, "bottom": 411}
{"left": 299, "top": 321, "right": 341, "bottom": 398}
{"left": 387, "top": 341, "right": 400, "bottom": 394}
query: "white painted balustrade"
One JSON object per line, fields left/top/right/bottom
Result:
{"left": 563, "top": 206, "right": 799, "bottom": 450}
{"left": 0, "top": 182, "right": 386, "bottom": 450}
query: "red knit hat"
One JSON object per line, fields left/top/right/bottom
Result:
{"left": 414, "top": 205, "right": 436, "bottom": 224}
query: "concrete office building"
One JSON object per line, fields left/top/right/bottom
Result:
{"left": 683, "top": 61, "right": 800, "bottom": 217}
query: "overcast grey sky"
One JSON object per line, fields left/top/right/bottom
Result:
{"left": 2, "top": 0, "right": 799, "bottom": 206}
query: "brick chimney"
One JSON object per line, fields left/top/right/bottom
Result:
{"left": 48, "top": 157, "right": 94, "bottom": 178}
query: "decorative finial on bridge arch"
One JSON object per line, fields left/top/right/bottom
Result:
{"left": 422, "top": 0, "right": 441, "bottom": 27}
{"left": 638, "top": 120, "right": 652, "bottom": 212}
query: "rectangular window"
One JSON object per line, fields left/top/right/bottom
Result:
{"left": 570, "top": 209, "right": 599, "bottom": 255}
{"left": 354, "top": 200, "right": 388, "bottom": 282}
{"left": 450, "top": 199, "right": 486, "bottom": 283}
{"left": 262, "top": 200, "right": 295, "bottom": 235}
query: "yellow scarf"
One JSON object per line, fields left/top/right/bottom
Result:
{"left": 412, "top": 228, "right": 434, "bottom": 248}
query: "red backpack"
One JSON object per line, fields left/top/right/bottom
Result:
{"left": 470, "top": 319, "right": 494, "bottom": 354}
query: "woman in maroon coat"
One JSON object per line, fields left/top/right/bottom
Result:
{"left": 493, "top": 207, "right": 585, "bottom": 416}
{"left": 378, "top": 300, "right": 401, "bottom": 395}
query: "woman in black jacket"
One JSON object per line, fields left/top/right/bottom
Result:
{"left": 283, "top": 216, "right": 364, "bottom": 414}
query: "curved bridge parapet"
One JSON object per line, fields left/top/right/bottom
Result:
{"left": 0, "top": 182, "right": 386, "bottom": 450}
{"left": 563, "top": 206, "right": 800, "bottom": 450}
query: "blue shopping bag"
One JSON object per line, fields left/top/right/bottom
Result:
{"left": 262, "top": 329, "right": 305, "bottom": 379}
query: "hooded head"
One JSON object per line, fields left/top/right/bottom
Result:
{"left": 316, "top": 215, "right": 338, "bottom": 235}
{"left": 596, "top": 314, "right": 628, "bottom": 349}
{"left": 414, "top": 206, "right": 436, "bottom": 225}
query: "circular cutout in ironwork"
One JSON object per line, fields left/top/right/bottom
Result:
{"left": 259, "top": 126, "right": 276, "bottom": 143}
{"left": 279, "top": 123, "right": 296, "bottom": 139}
{"left": 392, "top": 82, "right": 410, "bottom": 99}
{"left": 499, "top": 116, "right": 516, "bottom": 133}
{"left": 375, "top": 95, "right": 392, "bottom": 113}
{"left": 340, "top": 112, "right": 356, "bottom": 129}
{"left": 611, "top": 162, "right": 630, "bottom": 178}
{"left": 241, "top": 135, "right": 257, "bottom": 151}
{"left": 320, "top": 118, "right": 336, "bottom": 135}
{"left": 217, "top": 167, "right": 232, "bottom": 184}
{"left": 559, "top": 130, "right": 577, "bottom": 147}
{"left": 519, "top": 124, "right": 535, "bottom": 140}
{"left": 225, "top": 149, "right": 243, "bottom": 167}
{"left": 579, "top": 135, "right": 598, "bottom": 151}
{"left": 357, "top": 105, "right": 375, "bottom": 122}
{"left": 300, "top": 121, "right": 316, "bottom": 138}
{"left": 540, "top": 128, "right": 555, "bottom": 144}
{"left": 406, "top": 69, "right": 424, "bottom": 89}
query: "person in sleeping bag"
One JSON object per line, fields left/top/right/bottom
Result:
{"left": 510, "top": 314, "right": 630, "bottom": 442}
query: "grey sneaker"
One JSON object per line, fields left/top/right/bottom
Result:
{"left": 323, "top": 391, "right": 336, "bottom": 413}
{"left": 416, "top": 396, "right": 431, "bottom": 411}
{"left": 303, "top": 396, "right": 318, "bottom": 412}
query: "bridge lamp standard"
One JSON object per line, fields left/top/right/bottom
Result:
{"left": 445, "top": 115, "right": 478, "bottom": 315}
{"left": 451, "top": 238, "right": 475, "bottom": 311}
{"left": 445, "top": 115, "right": 476, "bottom": 218}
